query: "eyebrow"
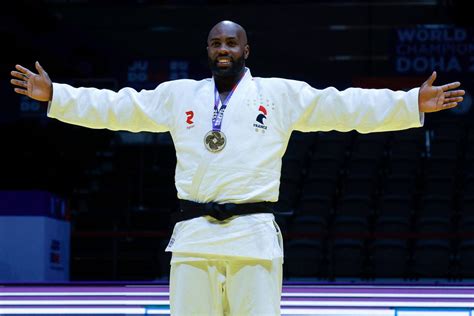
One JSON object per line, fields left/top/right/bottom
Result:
{"left": 209, "top": 36, "right": 238, "bottom": 42}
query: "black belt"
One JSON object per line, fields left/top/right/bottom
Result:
{"left": 170, "top": 199, "right": 276, "bottom": 224}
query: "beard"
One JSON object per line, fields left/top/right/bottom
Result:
{"left": 208, "top": 54, "right": 245, "bottom": 77}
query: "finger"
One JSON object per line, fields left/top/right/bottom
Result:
{"left": 451, "top": 89, "right": 465, "bottom": 96}
{"left": 10, "top": 79, "right": 27, "bottom": 88}
{"left": 443, "top": 102, "right": 458, "bottom": 109}
{"left": 14, "top": 88, "right": 28, "bottom": 96}
{"left": 11, "top": 71, "right": 27, "bottom": 80}
{"left": 15, "top": 64, "right": 35, "bottom": 76}
{"left": 445, "top": 97, "right": 463, "bottom": 103}
{"left": 445, "top": 90, "right": 465, "bottom": 98}
{"left": 441, "top": 81, "right": 461, "bottom": 91}
{"left": 35, "top": 61, "right": 46, "bottom": 76}
{"left": 426, "top": 71, "right": 437, "bottom": 86}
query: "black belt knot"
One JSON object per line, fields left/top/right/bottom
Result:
{"left": 203, "top": 202, "right": 237, "bottom": 221}
{"left": 169, "top": 199, "right": 275, "bottom": 225}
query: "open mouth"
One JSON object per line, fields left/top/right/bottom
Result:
{"left": 216, "top": 57, "right": 232, "bottom": 66}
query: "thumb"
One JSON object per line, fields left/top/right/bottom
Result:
{"left": 35, "top": 61, "right": 47, "bottom": 76}
{"left": 425, "top": 71, "right": 437, "bottom": 86}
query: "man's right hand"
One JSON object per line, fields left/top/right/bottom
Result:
{"left": 10, "top": 61, "right": 53, "bottom": 102}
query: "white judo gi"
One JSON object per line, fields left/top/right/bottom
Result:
{"left": 48, "top": 68, "right": 423, "bottom": 315}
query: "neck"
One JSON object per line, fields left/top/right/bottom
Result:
{"left": 214, "top": 68, "right": 246, "bottom": 93}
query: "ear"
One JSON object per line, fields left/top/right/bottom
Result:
{"left": 244, "top": 44, "right": 250, "bottom": 60}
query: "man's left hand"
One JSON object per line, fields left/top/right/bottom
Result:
{"left": 419, "top": 71, "right": 465, "bottom": 113}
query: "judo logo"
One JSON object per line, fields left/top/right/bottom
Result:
{"left": 185, "top": 110, "right": 195, "bottom": 129}
{"left": 253, "top": 105, "right": 268, "bottom": 131}
{"left": 256, "top": 105, "right": 267, "bottom": 124}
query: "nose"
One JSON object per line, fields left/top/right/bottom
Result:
{"left": 216, "top": 44, "right": 230, "bottom": 55}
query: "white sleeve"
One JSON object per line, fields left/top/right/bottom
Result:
{"left": 47, "top": 81, "right": 174, "bottom": 133}
{"left": 292, "top": 83, "right": 424, "bottom": 133}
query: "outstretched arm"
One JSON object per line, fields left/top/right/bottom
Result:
{"left": 10, "top": 62, "right": 52, "bottom": 102}
{"left": 418, "top": 71, "right": 465, "bottom": 113}
{"left": 9, "top": 62, "right": 173, "bottom": 133}
{"left": 291, "top": 72, "right": 466, "bottom": 133}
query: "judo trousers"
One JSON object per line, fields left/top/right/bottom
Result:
{"left": 169, "top": 255, "right": 283, "bottom": 316}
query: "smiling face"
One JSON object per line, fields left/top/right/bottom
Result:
{"left": 207, "top": 21, "right": 250, "bottom": 77}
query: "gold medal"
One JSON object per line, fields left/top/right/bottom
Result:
{"left": 204, "top": 130, "right": 226, "bottom": 152}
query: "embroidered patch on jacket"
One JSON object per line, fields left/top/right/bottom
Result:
{"left": 253, "top": 105, "right": 268, "bottom": 132}
{"left": 248, "top": 95, "right": 275, "bottom": 133}
{"left": 167, "top": 236, "right": 175, "bottom": 248}
{"left": 185, "top": 110, "right": 195, "bottom": 129}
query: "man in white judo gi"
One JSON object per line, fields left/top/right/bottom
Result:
{"left": 10, "top": 20, "right": 465, "bottom": 316}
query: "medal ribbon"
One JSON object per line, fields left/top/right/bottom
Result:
{"left": 211, "top": 69, "right": 247, "bottom": 132}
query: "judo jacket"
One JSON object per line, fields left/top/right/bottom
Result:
{"left": 48, "top": 68, "right": 423, "bottom": 205}
{"left": 48, "top": 68, "right": 423, "bottom": 260}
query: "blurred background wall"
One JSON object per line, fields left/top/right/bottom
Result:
{"left": 0, "top": 0, "right": 473, "bottom": 282}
